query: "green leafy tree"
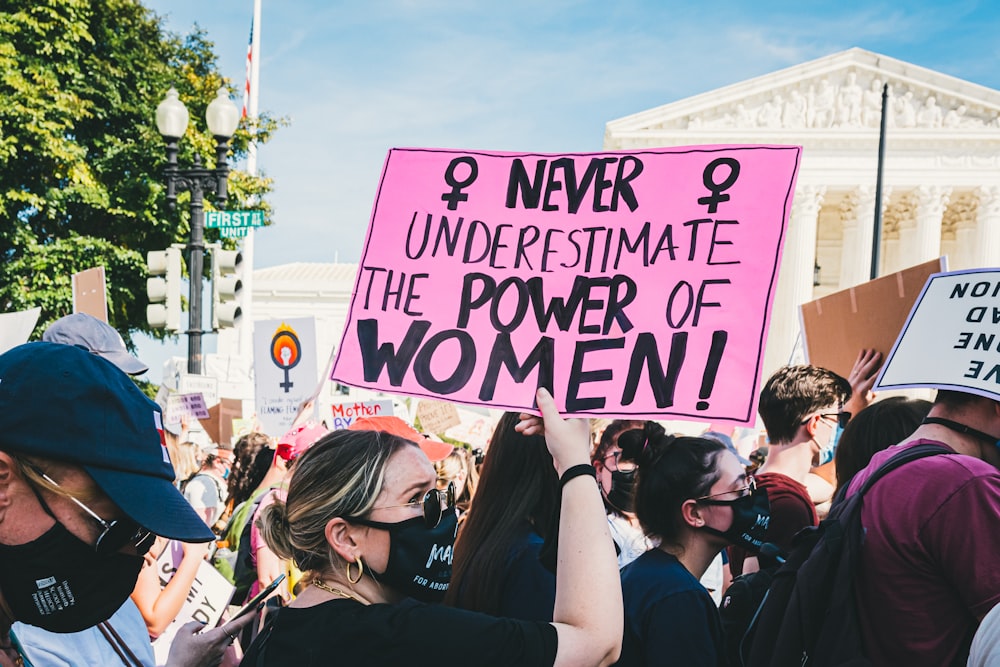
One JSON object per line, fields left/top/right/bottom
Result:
{"left": 0, "top": 0, "right": 283, "bottom": 347}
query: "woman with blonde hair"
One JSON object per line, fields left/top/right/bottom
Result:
{"left": 434, "top": 446, "right": 479, "bottom": 514}
{"left": 241, "top": 388, "right": 622, "bottom": 667}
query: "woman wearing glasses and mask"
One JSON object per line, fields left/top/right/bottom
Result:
{"left": 240, "top": 389, "right": 622, "bottom": 667}
{"left": 592, "top": 420, "right": 647, "bottom": 568}
{"left": 616, "top": 422, "right": 770, "bottom": 667}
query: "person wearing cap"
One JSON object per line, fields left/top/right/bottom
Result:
{"left": 42, "top": 312, "right": 149, "bottom": 375}
{"left": 0, "top": 342, "right": 252, "bottom": 667}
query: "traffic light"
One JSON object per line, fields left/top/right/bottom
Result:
{"left": 146, "top": 247, "right": 182, "bottom": 331}
{"left": 210, "top": 244, "right": 243, "bottom": 329}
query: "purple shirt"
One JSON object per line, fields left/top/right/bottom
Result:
{"left": 847, "top": 439, "right": 1000, "bottom": 666}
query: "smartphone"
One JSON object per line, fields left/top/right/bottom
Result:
{"left": 225, "top": 573, "right": 286, "bottom": 624}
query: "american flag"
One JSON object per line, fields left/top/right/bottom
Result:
{"left": 241, "top": 18, "right": 253, "bottom": 118}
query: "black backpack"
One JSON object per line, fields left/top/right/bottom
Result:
{"left": 727, "top": 443, "right": 951, "bottom": 667}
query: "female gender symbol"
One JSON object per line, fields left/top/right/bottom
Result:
{"left": 270, "top": 325, "right": 302, "bottom": 393}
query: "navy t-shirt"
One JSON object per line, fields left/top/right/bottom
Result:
{"left": 499, "top": 523, "right": 557, "bottom": 621}
{"left": 615, "top": 548, "right": 726, "bottom": 667}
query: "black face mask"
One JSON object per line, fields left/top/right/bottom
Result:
{"left": 606, "top": 470, "right": 636, "bottom": 513}
{"left": 700, "top": 486, "right": 771, "bottom": 554}
{"left": 361, "top": 510, "right": 458, "bottom": 603}
{"left": 0, "top": 522, "right": 145, "bottom": 632}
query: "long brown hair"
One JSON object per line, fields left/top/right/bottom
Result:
{"left": 445, "top": 412, "right": 559, "bottom": 614}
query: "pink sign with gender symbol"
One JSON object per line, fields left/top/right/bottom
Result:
{"left": 332, "top": 145, "right": 801, "bottom": 423}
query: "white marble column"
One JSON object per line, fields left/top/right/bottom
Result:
{"left": 975, "top": 186, "right": 1000, "bottom": 268}
{"left": 910, "top": 185, "right": 950, "bottom": 266}
{"left": 763, "top": 185, "right": 825, "bottom": 377}
{"left": 838, "top": 186, "right": 876, "bottom": 288}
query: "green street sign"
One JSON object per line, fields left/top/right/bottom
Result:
{"left": 220, "top": 227, "right": 250, "bottom": 239}
{"left": 205, "top": 210, "right": 265, "bottom": 229}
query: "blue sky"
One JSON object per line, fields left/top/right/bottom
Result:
{"left": 137, "top": 0, "right": 1000, "bottom": 380}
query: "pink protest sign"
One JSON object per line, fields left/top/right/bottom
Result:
{"left": 332, "top": 146, "right": 801, "bottom": 422}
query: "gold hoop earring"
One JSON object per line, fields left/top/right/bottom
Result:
{"left": 346, "top": 556, "right": 364, "bottom": 584}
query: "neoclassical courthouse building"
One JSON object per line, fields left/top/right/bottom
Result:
{"left": 219, "top": 48, "right": 1000, "bottom": 420}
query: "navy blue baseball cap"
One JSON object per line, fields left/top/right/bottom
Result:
{"left": 0, "top": 342, "right": 214, "bottom": 542}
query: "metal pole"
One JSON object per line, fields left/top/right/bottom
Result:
{"left": 188, "top": 155, "right": 206, "bottom": 375}
{"left": 871, "top": 83, "right": 889, "bottom": 280}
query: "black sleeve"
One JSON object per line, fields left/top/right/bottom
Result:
{"left": 243, "top": 599, "right": 559, "bottom": 667}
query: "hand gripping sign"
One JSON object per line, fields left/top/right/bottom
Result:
{"left": 332, "top": 146, "right": 801, "bottom": 422}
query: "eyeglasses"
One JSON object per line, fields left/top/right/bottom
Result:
{"left": 695, "top": 476, "right": 756, "bottom": 504}
{"left": 353, "top": 482, "right": 456, "bottom": 529}
{"left": 601, "top": 450, "right": 637, "bottom": 473}
{"left": 24, "top": 463, "right": 155, "bottom": 557}
{"left": 801, "top": 411, "right": 851, "bottom": 429}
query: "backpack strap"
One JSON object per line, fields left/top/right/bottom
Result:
{"left": 854, "top": 442, "right": 953, "bottom": 498}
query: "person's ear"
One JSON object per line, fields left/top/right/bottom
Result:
{"left": 0, "top": 454, "right": 14, "bottom": 515}
{"left": 802, "top": 414, "right": 820, "bottom": 439}
{"left": 679, "top": 498, "right": 705, "bottom": 529}
{"left": 325, "top": 517, "right": 365, "bottom": 564}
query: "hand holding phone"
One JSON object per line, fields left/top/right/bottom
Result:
{"left": 224, "top": 573, "right": 286, "bottom": 625}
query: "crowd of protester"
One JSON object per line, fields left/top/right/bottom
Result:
{"left": 1, "top": 311, "right": 999, "bottom": 666}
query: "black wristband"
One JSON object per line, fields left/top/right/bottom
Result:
{"left": 560, "top": 463, "right": 597, "bottom": 489}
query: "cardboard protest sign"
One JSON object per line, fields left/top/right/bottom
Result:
{"left": 332, "top": 146, "right": 801, "bottom": 422}
{"left": 875, "top": 268, "right": 1000, "bottom": 401}
{"left": 329, "top": 399, "right": 394, "bottom": 430}
{"left": 200, "top": 398, "right": 243, "bottom": 447}
{"left": 71, "top": 266, "right": 108, "bottom": 322}
{"left": 800, "top": 258, "right": 946, "bottom": 379}
{"left": 0, "top": 308, "right": 40, "bottom": 355}
{"left": 152, "top": 541, "right": 234, "bottom": 662}
{"left": 254, "top": 317, "right": 318, "bottom": 436}
{"left": 416, "top": 399, "right": 461, "bottom": 435}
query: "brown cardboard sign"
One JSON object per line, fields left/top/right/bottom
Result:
{"left": 415, "top": 399, "right": 461, "bottom": 436}
{"left": 200, "top": 398, "right": 244, "bottom": 447}
{"left": 72, "top": 266, "right": 108, "bottom": 322}
{"left": 799, "top": 258, "right": 945, "bottom": 379}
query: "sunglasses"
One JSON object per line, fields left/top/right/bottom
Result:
{"left": 801, "top": 411, "right": 851, "bottom": 429}
{"left": 25, "top": 464, "right": 155, "bottom": 557}
{"left": 352, "top": 482, "right": 456, "bottom": 529}
{"left": 601, "top": 450, "right": 637, "bottom": 473}
{"left": 695, "top": 476, "right": 757, "bottom": 504}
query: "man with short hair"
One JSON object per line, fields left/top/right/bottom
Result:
{"left": 0, "top": 342, "right": 247, "bottom": 666}
{"left": 848, "top": 389, "right": 1000, "bottom": 666}
{"left": 729, "top": 364, "right": 852, "bottom": 575}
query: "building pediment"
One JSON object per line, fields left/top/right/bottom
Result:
{"left": 606, "top": 48, "right": 1000, "bottom": 140}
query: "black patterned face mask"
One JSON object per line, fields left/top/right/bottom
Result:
{"left": 699, "top": 486, "right": 771, "bottom": 554}
{"left": 0, "top": 521, "right": 145, "bottom": 632}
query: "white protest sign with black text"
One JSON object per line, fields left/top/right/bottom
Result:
{"left": 254, "top": 317, "right": 318, "bottom": 436}
{"left": 875, "top": 268, "right": 1000, "bottom": 400}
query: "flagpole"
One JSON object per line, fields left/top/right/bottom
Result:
{"left": 870, "top": 83, "right": 889, "bottom": 280}
{"left": 238, "top": 0, "right": 262, "bottom": 366}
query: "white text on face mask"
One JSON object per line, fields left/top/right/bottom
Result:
{"left": 425, "top": 543, "right": 454, "bottom": 569}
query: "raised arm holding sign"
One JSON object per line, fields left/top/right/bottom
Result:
{"left": 332, "top": 146, "right": 801, "bottom": 422}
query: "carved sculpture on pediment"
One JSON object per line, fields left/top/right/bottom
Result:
{"left": 807, "top": 79, "right": 836, "bottom": 128}
{"left": 861, "top": 79, "right": 884, "bottom": 128}
{"left": 836, "top": 71, "right": 864, "bottom": 127}
{"left": 783, "top": 90, "right": 807, "bottom": 128}
{"left": 916, "top": 96, "right": 944, "bottom": 128}
{"left": 895, "top": 91, "right": 917, "bottom": 128}
{"left": 758, "top": 94, "right": 783, "bottom": 128}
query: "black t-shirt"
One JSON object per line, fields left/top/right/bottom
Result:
{"left": 615, "top": 549, "right": 726, "bottom": 667}
{"left": 241, "top": 597, "right": 558, "bottom": 666}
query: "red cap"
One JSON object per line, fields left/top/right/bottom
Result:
{"left": 348, "top": 416, "right": 453, "bottom": 462}
{"left": 275, "top": 422, "right": 329, "bottom": 462}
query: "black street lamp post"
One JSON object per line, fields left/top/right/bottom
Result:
{"left": 156, "top": 87, "right": 240, "bottom": 374}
